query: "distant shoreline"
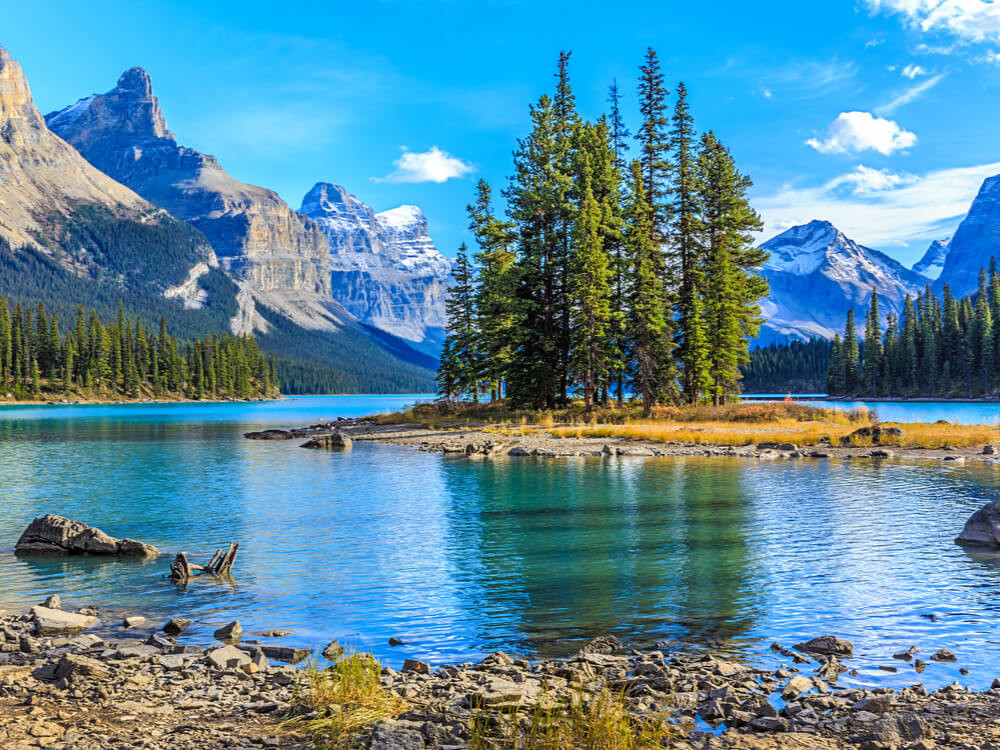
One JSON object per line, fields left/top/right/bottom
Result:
{"left": 744, "top": 394, "right": 1000, "bottom": 404}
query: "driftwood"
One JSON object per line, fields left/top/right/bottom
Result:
{"left": 169, "top": 542, "right": 239, "bottom": 581}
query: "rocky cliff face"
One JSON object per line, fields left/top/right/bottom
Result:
{"left": 934, "top": 175, "right": 1000, "bottom": 297}
{"left": 300, "top": 183, "right": 452, "bottom": 350}
{"left": 46, "top": 68, "right": 330, "bottom": 299}
{"left": 0, "top": 48, "right": 148, "bottom": 248}
{"left": 758, "top": 220, "right": 929, "bottom": 344}
{"left": 0, "top": 46, "right": 220, "bottom": 300}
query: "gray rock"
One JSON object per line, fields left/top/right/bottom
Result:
{"left": 402, "top": 658, "right": 431, "bottom": 675}
{"left": 367, "top": 719, "right": 426, "bottom": 750}
{"left": 983, "top": 445, "right": 996, "bottom": 455}
{"left": 793, "top": 635, "right": 853, "bottom": 657}
{"left": 162, "top": 618, "right": 192, "bottom": 636}
{"left": 207, "top": 644, "right": 251, "bottom": 670}
{"left": 123, "top": 616, "right": 149, "bottom": 629}
{"left": 55, "top": 653, "right": 108, "bottom": 680}
{"left": 956, "top": 499, "right": 1000, "bottom": 547}
{"left": 14, "top": 514, "right": 158, "bottom": 557}
{"left": 259, "top": 645, "right": 311, "bottom": 664}
{"left": 41, "top": 594, "right": 61, "bottom": 610}
{"left": 213, "top": 621, "right": 242, "bottom": 643}
{"left": 322, "top": 640, "right": 345, "bottom": 660}
{"left": 31, "top": 606, "right": 97, "bottom": 635}
{"left": 301, "top": 432, "right": 352, "bottom": 450}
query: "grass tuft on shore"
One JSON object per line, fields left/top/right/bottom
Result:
{"left": 470, "top": 688, "right": 677, "bottom": 750}
{"left": 286, "top": 654, "right": 408, "bottom": 748}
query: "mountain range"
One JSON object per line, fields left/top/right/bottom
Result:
{"left": 757, "top": 171, "right": 1000, "bottom": 344}
{"left": 6, "top": 42, "right": 1000, "bottom": 377}
{"left": 0, "top": 45, "right": 449, "bottom": 392}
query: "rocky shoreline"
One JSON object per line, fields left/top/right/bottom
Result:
{"left": 6, "top": 597, "right": 1000, "bottom": 749}
{"left": 245, "top": 418, "right": 999, "bottom": 463}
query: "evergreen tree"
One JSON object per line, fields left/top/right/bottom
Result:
{"left": 697, "top": 132, "right": 766, "bottom": 403}
{"left": 468, "top": 180, "right": 518, "bottom": 400}
{"left": 862, "top": 289, "right": 883, "bottom": 395}
{"left": 569, "top": 153, "right": 613, "bottom": 408}
{"left": 843, "top": 308, "right": 860, "bottom": 392}
{"left": 439, "top": 246, "right": 481, "bottom": 400}
{"left": 625, "top": 160, "right": 675, "bottom": 414}
{"left": 636, "top": 47, "right": 672, "bottom": 243}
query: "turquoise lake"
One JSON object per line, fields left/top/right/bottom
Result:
{"left": 3, "top": 395, "right": 1000, "bottom": 691}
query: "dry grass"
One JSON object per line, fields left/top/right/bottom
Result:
{"left": 374, "top": 399, "right": 999, "bottom": 449}
{"left": 550, "top": 419, "right": 998, "bottom": 449}
{"left": 470, "top": 688, "right": 677, "bottom": 750}
{"left": 285, "top": 654, "right": 408, "bottom": 748}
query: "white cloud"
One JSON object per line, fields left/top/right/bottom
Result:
{"left": 875, "top": 72, "right": 947, "bottom": 115}
{"left": 806, "top": 112, "right": 918, "bottom": 155}
{"left": 902, "top": 63, "right": 929, "bottom": 77}
{"left": 981, "top": 50, "right": 1000, "bottom": 63}
{"left": 827, "top": 165, "right": 920, "bottom": 195}
{"left": 756, "top": 161, "right": 1000, "bottom": 248}
{"left": 374, "top": 146, "right": 474, "bottom": 183}
{"left": 866, "top": 0, "right": 1000, "bottom": 44}
{"left": 763, "top": 88, "right": 773, "bottom": 99}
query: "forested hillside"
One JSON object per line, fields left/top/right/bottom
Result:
{"left": 828, "top": 264, "right": 1000, "bottom": 398}
{"left": 0, "top": 295, "right": 277, "bottom": 401}
{"left": 740, "top": 339, "right": 831, "bottom": 394}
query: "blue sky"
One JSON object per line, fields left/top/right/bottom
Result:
{"left": 5, "top": 0, "right": 1000, "bottom": 266}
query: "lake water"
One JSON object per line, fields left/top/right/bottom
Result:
{"left": 3, "top": 395, "right": 1000, "bottom": 691}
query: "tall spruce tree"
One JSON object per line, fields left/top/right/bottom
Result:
{"left": 439, "top": 245, "right": 480, "bottom": 400}
{"left": 625, "top": 160, "right": 675, "bottom": 414}
{"left": 468, "top": 180, "right": 518, "bottom": 400}
{"left": 569, "top": 153, "right": 613, "bottom": 408}
{"left": 636, "top": 47, "right": 672, "bottom": 244}
{"left": 862, "top": 289, "right": 883, "bottom": 395}
{"left": 697, "top": 132, "right": 766, "bottom": 403}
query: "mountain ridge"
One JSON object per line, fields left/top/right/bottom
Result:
{"left": 758, "top": 219, "right": 929, "bottom": 344}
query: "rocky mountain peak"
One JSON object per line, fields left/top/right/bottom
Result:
{"left": 935, "top": 173, "right": 1000, "bottom": 296}
{"left": 757, "top": 220, "right": 927, "bottom": 344}
{"left": 116, "top": 67, "right": 154, "bottom": 95}
{"left": 301, "top": 183, "right": 451, "bottom": 349}
{"left": 301, "top": 182, "right": 374, "bottom": 222}
{"left": 0, "top": 45, "right": 40, "bottom": 126}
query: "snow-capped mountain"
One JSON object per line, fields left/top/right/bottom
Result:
{"left": 935, "top": 175, "right": 1000, "bottom": 297}
{"left": 758, "top": 220, "right": 929, "bottom": 344}
{"left": 912, "top": 238, "right": 950, "bottom": 280}
{"left": 301, "top": 183, "right": 452, "bottom": 353}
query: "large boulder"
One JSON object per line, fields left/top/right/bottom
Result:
{"left": 15, "top": 515, "right": 158, "bottom": 557}
{"left": 956, "top": 500, "right": 1000, "bottom": 547}
{"left": 300, "top": 432, "right": 352, "bottom": 450}
{"left": 32, "top": 606, "right": 98, "bottom": 635}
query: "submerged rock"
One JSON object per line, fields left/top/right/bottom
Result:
{"left": 956, "top": 499, "right": 1000, "bottom": 547}
{"left": 14, "top": 515, "right": 158, "bottom": 557}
